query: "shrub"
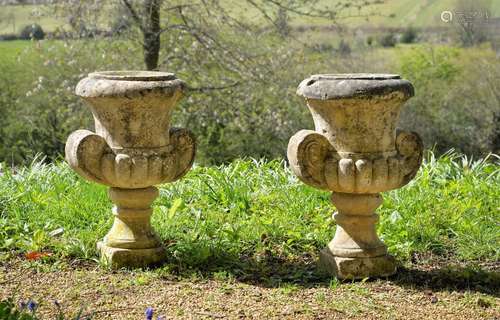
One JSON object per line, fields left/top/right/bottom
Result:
{"left": 110, "top": 17, "right": 132, "bottom": 35}
{"left": 109, "top": 3, "right": 133, "bottom": 36}
{"left": 366, "top": 36, "right": 374, "bottom": 46}
{"left": 0, "top": 34, "right": 19, "bottom": 41}
{"left": 401, "top": 26, "right": 418, "bottom": 44}
{"left": 19, "top": 24, "right": 45, "bottom": 40}
{"left": 312, "top": 42, "right": 334, "bottom": 53}
{"left": 337, "top": 39, "right": 351, "bottom": 56}
{"left": 379, "top": 32, "right": 396, "bottom": 47}
{"left": 398, "top": 45, "right": 500, "bottom": 155}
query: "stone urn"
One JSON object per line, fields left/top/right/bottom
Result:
{"left": 288, "top": 74, "right": 423, "bottom": 279}
{"left": 65, "top": 71, "right": 196, "bottom": 268}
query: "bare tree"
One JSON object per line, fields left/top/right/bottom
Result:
{"left": 454, "top": 0, "right": 492, "bottom": 46}
{"left": 121, "top": 0, "right": 161, "bottom": 70}
{"left": 54, "top": 0, "right": 381, "bottom": 71}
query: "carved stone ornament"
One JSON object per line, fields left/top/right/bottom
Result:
{"left": 288, "top": 74, "right": 423, "bottom": 279}
{"left": 66, "top": 71, "right": 195, "bottom": 268}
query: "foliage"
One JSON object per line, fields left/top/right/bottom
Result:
{"left": 0, "top": 0, "right": 380, "bottom": 164}
{"left": 52, "top": 0, "right": 375, "bottom": 70}
{"left": 0, "top": 5, "right": 59, "bottom": 34}
{"left": 0, "top": 298, "right": 37, "bottom": 320}
{"left": 0, "top": 30, "right": 317, "bottom": 165}
{"left": 0, "top": 153, "right": 498, "bottom": 275}
{"left": 19, "top": 24, "right": 45, "bottom": 40}
{"left": 398, "top": 45, "right": 500, "bottom": 155}
{"left": 400, "top": 26, "right": 418, "bottom": 44}
{"left": 337, "top": 39, "right": 351, "bottom": 56}
{"left": 1, "top": 40, "right": 499, "bottom": 165}
{"left": 0, "top": 297, "right": 93, "bottom": 320}
{"left": 0, "top": 39, "right": 142, "bottom": 164}
{"left": 379, "top": 32, "right": 397, "bottom": 47}
{"left": 399, "top": 45, "right": 461, "bottom": 83}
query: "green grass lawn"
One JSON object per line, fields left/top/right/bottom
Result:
{"left": 0, "top": 153, "right": 498, "bottom": 319}
{"left": 0, "top": 39, "right": 29, "bottom": 57}
{"left": 0, "top": 152, "right": 498, "bottom": 277}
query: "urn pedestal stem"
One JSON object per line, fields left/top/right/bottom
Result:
{"left": 97, "top": 187, "right": 165, "bottom": 268}
{"left": 288, "top": 73, "right": 423, "bottom": 279}
{"left": 319, "top": 193, "right": 396, "bottom": 278}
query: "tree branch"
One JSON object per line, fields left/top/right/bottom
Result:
{"left": 187, "top": 81, "right": 241, "bottom": 92}
{"left": 121, "top": 0, "right": 144, "bottom": 32}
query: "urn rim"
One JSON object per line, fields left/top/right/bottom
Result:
{"left": 76, "top": 70, "right": 185, "bottom": 98}
{"left": 88, "top": 70, "right": 177, "bottom": 81}
{"left": 297, "top": 73, "right": 414, "bottom": 101}
{"left": 308, "top": 73, "right": 401, "bottom": 80}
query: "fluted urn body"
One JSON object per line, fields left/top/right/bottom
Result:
{"left": 66, "top": 71, "right": 196, "bottom": 268}
{"left": 288, "top": 74, "right": 423, "bottom": 279}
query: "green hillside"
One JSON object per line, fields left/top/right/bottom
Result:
{"left": 338, "top": 0, "right": 500, "bottom": 28}
{"left": 283, "top": 0, "right": 499, "bottom": 28}
{"left": 1, "top": 0, "right": 499, "bottom": 35}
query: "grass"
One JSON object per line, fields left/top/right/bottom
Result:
{"left": 0, "top": 39, "right": 29, "bottom": 58}
{"left": 0, "top": 152, "right": 498, "bottom": 274}
{"left": 0, "top": 152, "right": 498, "bottom": 319}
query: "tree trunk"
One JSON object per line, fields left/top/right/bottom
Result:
{"left": 143, "top": 0, "right": 161, "bottom": 70}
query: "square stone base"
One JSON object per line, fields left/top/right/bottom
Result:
{"left": 319, "top": 248, "right": 397, "bottom": 279}
{"left": 97, "top": 241, "right": 166, "bottom": 269}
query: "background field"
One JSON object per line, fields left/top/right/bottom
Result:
{"left": 2, "top": 0, "right": 500, "bottom": 34}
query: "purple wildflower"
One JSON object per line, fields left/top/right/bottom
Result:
{"left": 27, "top": 300, "right": 37, "bottom": 313}
{"left": 145, "top": 307, "right": 154, "bottom": 320}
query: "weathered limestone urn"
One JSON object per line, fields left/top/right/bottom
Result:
{"left": 288, "top": 74, "right": 423, "bottom": 279}
{"left": 65, "top": 71, "right": 196, "bottom": 268}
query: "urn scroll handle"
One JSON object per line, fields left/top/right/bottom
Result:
{"left": 65, "top": 129, "right": 111, "bottom": 185}
{"left": 395, "top": 128, "right": 424, "bottom": 186}
{"left": 65, "top": 127, "right": 196, "bottom": 187}
{"left": 168, "top": 127, "right": 196, "bottom": 182}
{"left": 287, "top": 129, "right": 424, "bottom": 193}
{"left": 287, "top": 130, "right": 334, "bottom": 190}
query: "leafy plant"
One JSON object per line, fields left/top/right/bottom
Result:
{"left": 0, "top": 298, "right": 94, "bottom": 320}
{"left": 0, "top": 298, "right": 37, "bottom": 320}
{"left": 398, "top": 45, "right": 500, "bottom": 155}
{"left": 19, "top": 24, "right": 45, "bottom": 40}
{"left": 379, "top": 32, "right": 397, "bottom": 47}
{"left": 401, "top": 26, "right": 418, "bottom": 44}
